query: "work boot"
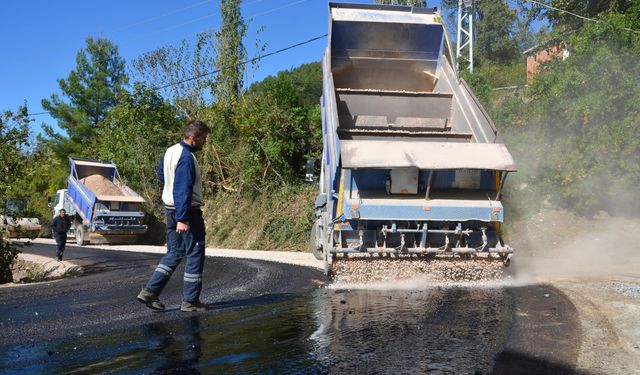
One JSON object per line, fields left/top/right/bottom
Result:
{"left": 57, "top": 254, "right": 63, "bottom": 261}
{"left": 181, "top": 300, "right": 206, "bottom": 312}
{"left": 137, "top": 288, "right": 165, "bottom": 311}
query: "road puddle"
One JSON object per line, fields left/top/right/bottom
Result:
{"left": 1, "top": 287, "right": 526, "bottom": 374}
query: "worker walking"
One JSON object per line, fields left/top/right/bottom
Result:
{"left": 137, "top": 120, "right": 210, "bottom": 312}
{"left": 51, "top": 209, "right": 71, "bottom": 261}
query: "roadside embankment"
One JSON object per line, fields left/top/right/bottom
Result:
{"left": 30, "top": 238, "right": 325, "bottom": 271}
{"left": 3, "top": 249, "right": 82, "bottom": 287}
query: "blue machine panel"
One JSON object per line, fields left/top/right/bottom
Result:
{"left": 343, "top": 197, "right": 504, "bottom": 222}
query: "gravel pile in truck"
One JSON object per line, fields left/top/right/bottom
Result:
{"left": 80, "top": 174, "right": 126, "bottom": 197}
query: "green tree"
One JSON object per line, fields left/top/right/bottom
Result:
{"left": 0, "top": 105, "right": 30, "bottom": 198}
{"left": 475, "top": 0, "right": 520, "bottom": 64}
{"left": 84, "top": 84, "right": 183, "bottom": 244}
{"left": 491, "top": 10, "right": 640, "bottom": 215}
{"left": 0, "top": 235, "right": 19, "bottom": 284}
{"left": 93, "top": 84, "right": 182, "bottom": 234}
{"left": 197, "top": 0, "right": 253, "bottom": 194}
{"left": 42, "top": 37, "right": 128, "bottom": 156}
{"left": 132, "top": 32, "right": 214, "bottom": 119}
{"left": 249, "top": 62, "right": 322, "bottom": 108}
{"left": 236, "top": 63, "right": 323, "bottom": 190}
{"left": 440, "top": 0, "right": 521, "bottom": 65}
{"left": 547, "top": 0, "right": 633, "bottom": 30}
{"left": 213, "top": 0, "right": 248, "bottom": 109}
{"left": 0, "top": 105, "right": 30, "bottom": 284}
{"left": 11, "top": 145, "right": 67, "bottom": 222}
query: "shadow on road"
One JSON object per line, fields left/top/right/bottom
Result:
{"left": 492, "top": 349, "right": 594, "bottom": 375}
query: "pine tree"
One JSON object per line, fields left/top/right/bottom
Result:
{"left": 41, "top": 37, "right": 127, "bottom": 155}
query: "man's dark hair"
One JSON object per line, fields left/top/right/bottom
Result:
{"left": 59, "top": 209, "right": 66, "bottom": 213}
{"left": 184, "top": 120, "right": 210, "bottom": 138}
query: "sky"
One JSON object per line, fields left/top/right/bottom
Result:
{"left": 0, "top": 0, "right": 449, "bottom": 137}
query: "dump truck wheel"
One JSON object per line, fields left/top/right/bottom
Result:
{"left": 75, "top": 224, "right": 86, "bottom": 246}
{"left": 310, "top": 223, "right": 324, "bottom": 261}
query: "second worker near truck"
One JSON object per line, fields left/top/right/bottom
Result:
{"left": 137, "top": 120, "right": 211, "bottom": 312}
{"left": 51, "top": 208, "right": 71, "bottom": 261}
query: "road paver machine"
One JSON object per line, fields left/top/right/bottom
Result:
{"left": 311, "top": 2, "right": 517, "bottom": 274}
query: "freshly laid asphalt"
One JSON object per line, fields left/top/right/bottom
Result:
{"left": 0, "top": 241, "right": 326, "bottom": 347}
{"left": 0, "top": 241, "right": 588, "bottom": 374}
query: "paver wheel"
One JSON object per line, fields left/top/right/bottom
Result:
{"left": 310, "top": 223, "right": 324, "bottom": 261}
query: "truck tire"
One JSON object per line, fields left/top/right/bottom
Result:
{"left": 75, "top": 224, "right": 86, "bottom": 246}
{"left": 310, "top": 223, "right": 323, "bottom": 261}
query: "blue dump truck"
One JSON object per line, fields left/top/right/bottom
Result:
{"left": 52, "top": 158, "right": 147, "bottom": 245}
{"left": 311, "top": 3, "right": 516, "bottom": 274}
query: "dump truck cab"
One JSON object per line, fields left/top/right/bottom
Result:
{"left": 313, "top": 3, "right": 516, "bottom": 274}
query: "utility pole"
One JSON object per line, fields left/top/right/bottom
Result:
{"left": 456, "top": 0, "right": 475, "bottom": 72}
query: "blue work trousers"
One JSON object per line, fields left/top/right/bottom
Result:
{"left": 53, "top": 232, "right": 67, "bottom": 258}
{"left": 146, "top": 208, "right": 206, "bottom": 302}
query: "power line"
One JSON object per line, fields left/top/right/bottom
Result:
{"left": 524, "top": 0, "right": 640, "bottom": 35}
{"left": 27, "top": 33, "right": 328, "bottom": 116}
{"left": 139, "top": 0, "right": 307, "bottom": 54}
{"left": 138, "top": 0, "right": 266, "bottom": 38}
{"left": 109, "top": 0, "right": 215, "bottom": 34}
{"left": 151, "top": 33, "right": 327, "bottom": 91}
{"left": 247, "top": 0, "right": 310, "bottom": 19}
{"left": 93, "top": 0, "right": 267, "bottom": 65}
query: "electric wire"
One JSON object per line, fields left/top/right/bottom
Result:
{"left": 93, "top": 0, "right": 268, "bottom": 65}
{"left": 109, "top": 0, "right": 215, "bottom": 34}
{"left": 140, "top": 0, "right": 266, "bottom": 37}
{"left": 150, "top": 33, "right": 327, "bottom": 91}
{"left": 524, "top": 0, "right": 640, "bottom": 35}
{"left": 246, "top": 0, "right": 310, "bottom": 19}
{"left": 26, "top": 33, "right": 327, "bottom": 116}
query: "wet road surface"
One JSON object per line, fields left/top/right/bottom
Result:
{"left": 1, "top": 242, "right": 591, "bottom": 374}
{"left": 0, "top": 242, "right": 324, "bottom": 347}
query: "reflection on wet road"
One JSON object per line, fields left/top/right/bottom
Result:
{"left": 2, "top": 287, "right": 518, "bottom": 374}
{"left": 312, "top": 287, "right": 512, "bottom": 374}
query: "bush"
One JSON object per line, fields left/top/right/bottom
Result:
{"left": 484, "top": 21, "right": 640, "bottom": 217}
{"left": 0, "top": 231, "right": 20, "bottom": 284}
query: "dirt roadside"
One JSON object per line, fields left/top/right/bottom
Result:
{"left": 511, "top": 211, "right": 640, "bottom": 374}
{"left": 555, "top": 278, "right": 640, "bottom": 374}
